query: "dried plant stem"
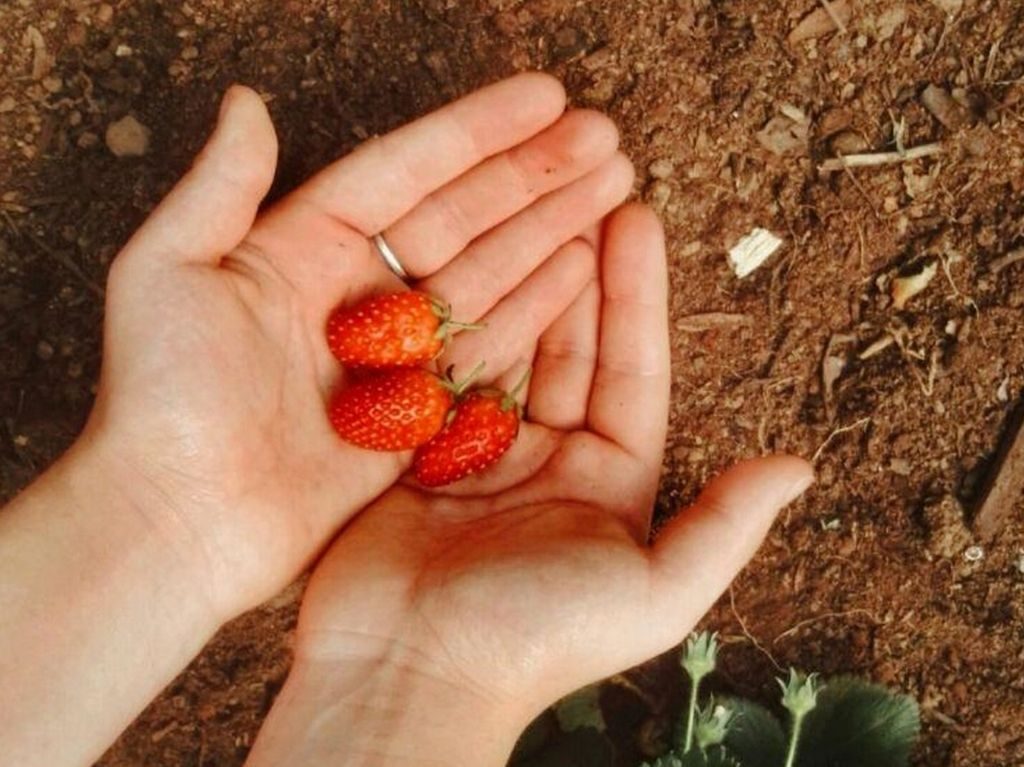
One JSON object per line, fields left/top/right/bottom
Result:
{"left": 820, "top": 143, "right": 944, "bottom": 172}
{"left": 819, "top": 0, "right": 848, "bottom": 33}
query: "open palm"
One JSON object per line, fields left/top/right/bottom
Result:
{"left": 87, "top": 74, "right": 634, "bottom": 617}
{"left": 291, "top": 206, "right": 815, "bottom": 736}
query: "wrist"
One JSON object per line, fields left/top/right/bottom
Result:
{"left": 60, "top": 432, "right": 225, "bottom": 629}
{"left": 0, "top": 437, "right": 223, "bottom": 765}
{"left": 248, "top": 651, "right": 532, "bottom": 767}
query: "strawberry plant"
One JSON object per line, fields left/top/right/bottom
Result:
{"left": 650, "top": 633, "right": 921, "bottom": 767}
{"left": 511, "top": 631, "right": 920, "bottom": 767}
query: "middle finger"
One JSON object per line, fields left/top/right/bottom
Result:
{"left": 383, "top": 110, "right": 619, "bottom": 279}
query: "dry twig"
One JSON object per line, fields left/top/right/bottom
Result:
{"left": 812, "top": 417, "right": 871, "bottom": 462}
{"left": 676, "top": 313, "right": 752, "bottom": 333}
{"left": 1, "top": 211, "right": 104, "bottom": 298}
{"left": 990, "top": 248, "right": 1024, "bottom": 274}
{"left": 729, "top": 586, "right": 783, "bottom": 672}
{"left": 974, "top": 406, "right": 1024, "bottom": 541}
{"left": 772, "top": 608, "right": 882, "bottom": 646}
{"left": 820, "top": 143, "right": 944, "bottom": 172}
{"left": 819, "top": 0, "right": 848, "bottom": 33}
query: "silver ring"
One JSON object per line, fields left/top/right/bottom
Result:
{"left": 372, "top": 233, "right": 410, "bottom": 280}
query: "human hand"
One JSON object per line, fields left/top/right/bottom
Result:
{"left": 82, "top": 74, "right": 633, "bottom": 619}
{"left": 246, "top": 205, "right": 814, "bottom": 767}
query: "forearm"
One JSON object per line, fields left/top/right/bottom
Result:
{"left": 247, "top": 654, "right": 526, "bottom": 767}
{"left": 0, "top": 440, "right": 222, "bottom": 767}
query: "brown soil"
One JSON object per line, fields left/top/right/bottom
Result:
{"left": 2, "top": 0, "right": 1023, "bottom": 765}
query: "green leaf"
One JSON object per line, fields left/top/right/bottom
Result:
{"left": 695, "top": 747, "right": 741, "bottom": 767}
{"left": 553, "top": 683, "right": 606, "bottom": 733}
{"left": 643, "top": 747, "right": 741, "bottom": 767}
{"left": 719, "top": 697, "right": 787, "bottom": 767}
{"left": 509, "top": 712, "right": 555, "bottom": 763}
{"left": 795, "top": 676, "right": 920, "bottom": 767}
{"left": 517, "top": 727, "right": 614, "bottom": 767}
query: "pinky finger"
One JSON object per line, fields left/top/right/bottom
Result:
{"left": 439, "top": 239, "right": 595, "bottom": 383}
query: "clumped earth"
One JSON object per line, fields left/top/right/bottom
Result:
{"left": 2, "top": 0, "right": 1023, "bottom": 765}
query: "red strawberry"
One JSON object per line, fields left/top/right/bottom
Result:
{"left": 328, "top": 365, "right": 483, "bottom": 452}
{"left": 329, "top": 369, "right": 452, "bottom": 451}
{"left": 413, "top": 378, "right": 527, "bottom": 487}
{"left": 327, "top": 291, "right": 481, "bottom": 368}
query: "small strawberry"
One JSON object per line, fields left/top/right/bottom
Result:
{"left": 327, "top": 291, "right": 481, "bottom": 368}
{"left": 413, "top": 373, "right": 529, "bottom": 487}
{"left": 328, "top": 365, "right": 482, "bottom": 452}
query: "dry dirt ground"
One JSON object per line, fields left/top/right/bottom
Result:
{"left": 2, "top": 0, "right": 1024, "bottom": 765}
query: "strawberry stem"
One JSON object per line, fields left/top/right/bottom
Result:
{"left": 449, "top": 361, "right": 485, "bottom": 397}
{"left": 428, "top": 295, "right": 452, "bottom": 321}
{"left": 446, "top": 320, "right": 487, "bottom": 331}
{"left": 427, "top": 295, "right": 486, "bottom": 341}
{"left": 501, "top": 368, "right": 532, "bottom": 412}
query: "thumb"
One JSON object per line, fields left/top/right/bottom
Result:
{"left": 121, "top": 85, "right": 278, "bottom": 266}
{"left": 645, "top": 455, "right": 814, "bottom": 651}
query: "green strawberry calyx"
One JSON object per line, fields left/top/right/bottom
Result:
{"left": 430, "top": 297, "right": 486, "bottom": 344}
{"left": 466, "top": 368, "right": 531, "bottom": 417}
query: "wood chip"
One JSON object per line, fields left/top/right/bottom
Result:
{"left": 789, "top": 0, "right": 852, "bottom": 44}
{"left": 727, "top": 228, "right": 784, "bottom": 278}
{"left": 974, "top": 407, "right": 1024, "bottom": 540}
{"left": 859, "top": 335, "right": 895, "bottom": 360}
{"left": 24, "top": 25, "right": 53, "bottom": 80}
{"left": 756, "top": 115, "right": 808, "bottom": 156}
{"left": 990, "top": 248, "right": 1024, "bottom": 274}
{"left": 822, "top": 333, "right": 854, "bottom": 420}
{"left": 920, "top": 84, "right": 972, "bottom": 131}
{"left": 892, "top": 261, "right": 937, "bottom": 310}
{"left": 676, "top": 313, "right": 752, "bottom": 333}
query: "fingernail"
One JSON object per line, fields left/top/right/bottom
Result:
{"left": 217, "top": 87, "right": 236, "bottom": 123}
{"left": 785, "top": 470, "right": 815, "bottom": 504}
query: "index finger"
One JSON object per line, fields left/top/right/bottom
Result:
{"left": 293, "top": 73, "right": 566, "bottom": 236}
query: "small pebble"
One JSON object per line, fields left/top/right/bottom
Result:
{"left": 36, "top": 340, "right": 54, "bottom": 360}
{"left": 105, "top": 116, "right": 150, "bottom": 157}
{"left": 831, "top": 130, "right": 869, "bottom": 155}
{"left": 0, "top": 95, "right": 15, "bottom": 113}
{"left": 648, "top": 158, "right": 674, "bottom": 179}
{"left": 963, "top": 545, "right": 984, "bottom": 562}
{"left": 554, "top": 26, "right": 579, "bottom": 49}
{"left": 646, "top": 179, "right": 672, "bottom": 211}
{"left": 77, "top": 131, "right": 100, "bottom": 149}
{"left": 67, "top": 24, "right": 87, "bottom": 47}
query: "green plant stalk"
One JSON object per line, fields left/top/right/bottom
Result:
{"left": 683, "top": 676, "right": 700, "bottom": 753}
{"left": 782, "top": 711, "right": 806, "bottom": 767}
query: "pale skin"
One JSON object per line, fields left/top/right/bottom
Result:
{"left": 0, "top": 74, "right": 813, "bottom": 767}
